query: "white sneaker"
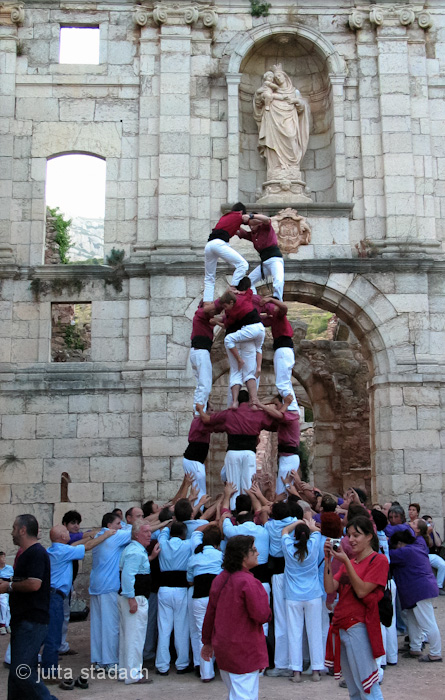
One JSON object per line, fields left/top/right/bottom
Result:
{"left": 6, "top": 626, "right": 10, "bottom": 633}
{"left": 266, "top": 668, "right": 293, "bottom": 677}
{"left": 0, "top": 628, "right": 6, "bottom": 636}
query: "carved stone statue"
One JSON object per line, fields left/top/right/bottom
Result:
{"left": 253, "top": 65, "right": 311, "bottom": 203}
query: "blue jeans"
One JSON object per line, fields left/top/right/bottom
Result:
{"left": 8, "top": 619, "right": 58, "bottom": 700}
{"left": 41, "top": 591, "right": 65, "bottom": 676}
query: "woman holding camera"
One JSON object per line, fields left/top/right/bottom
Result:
{"left": 324, "top": 516, "right": 388, "bottom": 700}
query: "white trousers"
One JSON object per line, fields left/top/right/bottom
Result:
{"left": 274, "top": 347, "right": 298, "bottom": 410}
{"left": 190, "top": 348, "right": 212, "bottom": 415}
{"left": 190, "top": 595, "right": 215, "bottom": 679}
{"left": 225, "top": 324, "right": 265, "bottom": 387}
{"left": 276, "top": 454, "right": 300, "bottom": 496}
{"left": 379, "top": 579, "right": 398, "bottom": 665}
{"left": 404, "top": 598, "right": 442, "bottom": 656}
{"left": 183, "top": 457, "right": 207, "bottom": 504}
{"left": 321, "top": 599, "right": 330, "bottom": 672}
{"left": 271, "top": 573, "right": 288, "bottom": 669}
{"left": 249, "top": 257, "right": 284, "bottom": 301}
{"left": 220, "top": 669, "right": 259, "bottom": 700}
{"left": 118, "top": 595, "right": 148, "bottom": 684}
{"left": 188, "top": 587, "right": 200, "bottom": 668}
{"left": 58, "top": 594, "right": 70, "bottom": 652}
{"left": 429, "top": 553, "right": 445, "bottom": 588}
{"left": 204, "top": 239, "right": 248, "bottom": 302}
{"left": 286, "top": 597, "right": 324, "bottom": 671}
{"left": 223, "top": 450, "right": 257, "bottom": 510}
{"left": 90, "top": 592, "right": 119, "bottom": 665}
{"left": 262, "top": 582, "right": 271, "bottom": 638}
{"left": 156, "top": 586, "right": 190, "bottom": 672}
{"left": 0, "top": 593, "right": 10, "bottom": 627}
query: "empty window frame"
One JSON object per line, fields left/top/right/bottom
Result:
{"left": 59, "top": 27, "right": 100, "bottom": 65}
{"left": 51, "top": 303, "right": 92, "bottom": 362}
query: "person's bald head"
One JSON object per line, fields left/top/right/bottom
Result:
{"left": 50, "top": 525, "right": 70, "bottom": 544}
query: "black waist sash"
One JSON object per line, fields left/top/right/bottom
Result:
{"left": 251, "top": 562, "right": 271, "bottom": 584}
{"left": 192, "top": 573, "right": 217, "bottom": 599}
{"left": 184, "top": 441, "right": 209, "bottom": 463}
{"left": 260, "top": 245, "right": 282, "bottom": 262}
{"left": 191, "top": 336, "right": 212, "bottom": 351}
{"left": 134, "top": 573, "right": 152, "bottom": 598}
{"left": 278, "top": 443, "right": 299, "bottom": 455}
{"left": 273, "top": 336, "right": 294, "bottom": 351}
{"left": 208, "top": 228, "right": 230, "bottom": 243}
{"left": 159, "top": 570, "right": 188, "bottom": 588}
{"left": 238, "top": 309, "right": 261, "bottom": 327}
{"left": 268, "top": 555, "right": 285, "bottom": 575}
{"left": 119, "top": 572, "right": 152, "bottom": 598}
{"left": 227, "top": 434, "right": 257, "bottom": 453}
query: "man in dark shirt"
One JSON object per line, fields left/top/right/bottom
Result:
{"left": 0, "top": 514, "right": 58, "bottom": 700}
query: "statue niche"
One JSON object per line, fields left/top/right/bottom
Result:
{"left": 253, "top": 65, "right": 312, "bottom": 204}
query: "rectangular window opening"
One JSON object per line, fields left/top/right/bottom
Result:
{"left": 51, "top": 302, "right": 92, "bottom": 362}
{"left": 59, "top": 27, "right": 100, "bottom": 65}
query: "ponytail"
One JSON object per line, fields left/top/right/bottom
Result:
{"left": 293, "top": 523, "right": 310, "bottom": 562}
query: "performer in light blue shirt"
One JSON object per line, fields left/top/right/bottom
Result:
{"left": 118, "top": 521, "right": 158, "bottom": 685}
{"left": 281, "top": 519, "right": 324, "bottom": 681}
{"left": 89, "top": 512, "right": 131, "bottom": 669}
{"left": 0, "top": 551, "right": 14, "bottom": 634}
{"left": 41, "top": 524, "right": 113, "bottom": 677}
{"left": 156, "top": 523, "right": 193, "bottom": 674}
{"left": 187, "top": 525, "right": 223, "bottom": 681}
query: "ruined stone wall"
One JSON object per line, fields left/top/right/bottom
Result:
{"left": 1, "top": 2, "right": 445, "bottom": 550}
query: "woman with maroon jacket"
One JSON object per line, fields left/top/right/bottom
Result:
{"left": 201, "top": 535, "right": 271, "bottom": 700}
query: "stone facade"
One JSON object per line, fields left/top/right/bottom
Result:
{"left": 1, "top": 1, "right": 445, "bottom": 549}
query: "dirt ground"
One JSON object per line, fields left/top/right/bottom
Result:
{"left": 1, "top": 597, "right": 444, "bottom": 700}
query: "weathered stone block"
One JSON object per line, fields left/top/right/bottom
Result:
{"left": 144, "top": 412, "right": 177, "bottom": 437}
{"left": 108, "top": 438, "right": 141, "bottom": 456}
{"left": 142, "top": 457, "right": 170, "bottom": 482}
{"left": 43, "top": 458, "right": 89, "bottom": 483}
{"left": 390, "top": 429, "right": 440, "bottom": 450}
{"left": 0, "top": 485, "right": 11, "bottom": 503}
{"left": 11, "top": 483, "right": 59, "bottom": 504}
{"left": 103, "top": 482, "right": 142, "bottom": 502}
{"left": 403, "top": 387, "right": 440, "bottom": 406}
{"left": 36, "top": 414, "right": 77, "bottom": 439}
{"left": 68, "top": 395, "right": 108, "bottom": 414}
{"left": 68, "top": 483, "right": 103, "bottom": 503}
{"left": 53, "top": 438, "right": 108, "bottom": 458}
{"left": 90, "top": 456, "right": 142, "bottom": 482}
{"left": 2, "top": 414, "right": 36, "bottom": 440}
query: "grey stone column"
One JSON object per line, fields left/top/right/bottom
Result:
{"left": 0, "top": 4, "right": 23, "bottom": 263}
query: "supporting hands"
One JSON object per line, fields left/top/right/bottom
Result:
{"left": 148, "top": 542, "right": 160, "bottom": 561}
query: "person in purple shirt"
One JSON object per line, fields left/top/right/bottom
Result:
{"left": 389, "top": 529, "right": 442, "bottom": 662}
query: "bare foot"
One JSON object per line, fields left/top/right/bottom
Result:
{"left": 231, "top": 401, "right": 239, "bottom": 410}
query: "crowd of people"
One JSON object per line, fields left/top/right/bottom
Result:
{"left": 1, "top": 487, "right": 443, "bottom": 699}
{"left": 0, "top": 206, "right": 444, "bottom": 700}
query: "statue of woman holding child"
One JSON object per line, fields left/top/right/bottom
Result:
{"left": 253, "top": 65, "right": 311, "bottom": 201}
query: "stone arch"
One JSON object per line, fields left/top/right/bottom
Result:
{"left": 226, "top": 23, "right": 347, "bottom": 78}
{"left": 223, "top": 24, "right": 348, "bottom": 203}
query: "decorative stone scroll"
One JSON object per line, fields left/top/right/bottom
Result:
{"left": 135, "top": 4, "right": 218, "bottom": 28}
{"left": 0, "top": 2, "right": 24, "bottom": 25}
{"left": 270, "top": 208, "right": 311, "bottom": 255}
{"left": 348, "top": 5, "right": 433, "bottom": 31}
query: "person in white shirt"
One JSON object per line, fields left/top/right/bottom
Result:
{"left": 0, "top": 551, "right": 14, "bottom": 635}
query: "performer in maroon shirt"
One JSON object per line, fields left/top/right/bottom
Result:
{"left": 261, "top": 296, "right": 299, "bottom": 413}
{"left": 203, "top": 203, "right": 250, "bottom": 302}
{"left": 197, "top": 390, "right": 276, "bottom": 508}
{"left": 237, "top": 213, "right": 284, "bottom": 300}
{"left": 190, "top": 298, "right": 221, "bottom": 416}
{"left": 182, "top": 416, "right": 212, "bottom": 504}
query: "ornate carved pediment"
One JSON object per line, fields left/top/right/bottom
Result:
{"left": 348, "top": 5, "right": 432, "bottom": 31}
{"left": 0, "top": 2, "right": 24, "bottom": 26}
{"left": 135, "top": 4, "right": 218, "bottom": 28}
{"left": 270, "top": 208, "right": 311, "bottom": 255}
